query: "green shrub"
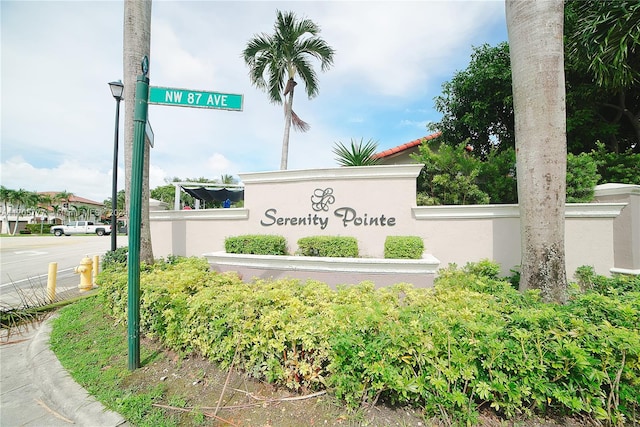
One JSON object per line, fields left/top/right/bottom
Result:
{"left": 101, "top": 246, "right": 128, "bottom": 270}
{"left": 462, "top": 258, "right": 501, "bottom": 279}
{"left": 574, "top": 265, "right": 640, "bottom": 295}
{"left": 297, "top": 236, "right": 358, "bottom": 257}
{"left": 476, "top": 149, "right": 602, "bottom": 204}
{"left": 412, "top": 141, "right": 490, "bottom": 206}
{"left": 98, "top": 258, "right": 640, "bottom": 426}
{"left": 224, "top": 234, "right": 287, "bottom": 255}
{"left": 566, "top": 152, "right": 600, "bottom": 202}
{"left": 478, "top": 147, "right": 518, "bottom": 204}
{"left": 25, "top": 223, "right": 52, "bottom": 234}
{"left": 384, "top": 236, "right": 424, "bottom": 259}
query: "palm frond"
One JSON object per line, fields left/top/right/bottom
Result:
{"left": 332, "top": 138, "right": 381, "bottom": 167}
{"left": 291, "top": 110, "right": 310, "bottom": 132}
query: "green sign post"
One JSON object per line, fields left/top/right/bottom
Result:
{"left": 128, "top": 63, "right": 242, "bottom": 371}
{"left": 128, "top": 65, "right": 150, "bottom": 371}
{"left": 148, "top": 86, "right": 243, "bottom": 111}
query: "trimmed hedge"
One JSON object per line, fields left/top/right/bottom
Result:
{"left": 297, "top": 236, "right": 359, "bottom": 258}
{"left": 384, "top": 236, "right": 424, "bottom": 259}
{"left": 224, "top": 234, "right": 287, "bottom": 255}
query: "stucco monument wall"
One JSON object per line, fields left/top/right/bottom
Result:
{"left": 150, "top": 165, "right": 635, "bottom": 280}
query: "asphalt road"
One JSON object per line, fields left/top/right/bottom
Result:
{"left": 0, "top": 234, "right": 128, "bottom": 308}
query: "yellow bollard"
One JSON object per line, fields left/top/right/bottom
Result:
{"left": 74, "top": 256, "right": 93, "bottom": 292}
{"left": 92, "top": 255, "right": 99, "bottom": 286}
{"left": 47, "top": 262, "right": 57, "bottom": 303}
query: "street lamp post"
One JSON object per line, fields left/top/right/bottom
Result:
{"left": 108, "top": 80, "right": 124, "bottom": 252}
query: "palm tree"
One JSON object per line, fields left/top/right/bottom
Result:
{"left": 24, "top": 191, "right": 43, "bottom": 223}
{"left": 220, "top": 174, "right": 236, "bottom": 185}
{"left": 37, "top": 193, "right": 52, "bottom": 222}
{"left": 55, "top": 190, "right": 74, "bottom": 223}
{"left": 0, "top": 186, "right": 13, "bottom": 234}
{"left": 124, "top": 0, "right": 154, "bottom": 265}
{"left": 333, "top": 138, "right": 381, "bottom": 167}
{"left": 9, "top": 188, "right": 28, "bottom": 235}
{"left": 243, "top": 10, "right": 335, "bottom": 170}
{"left": 74, "top": 205, "right": 89, "bottom": 221}
{"left": 506, "top": 0, "right": 568, "bottom": 302}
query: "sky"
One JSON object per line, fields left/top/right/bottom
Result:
{"left": 1, "top": 0, "right": 508, "bottom": 203}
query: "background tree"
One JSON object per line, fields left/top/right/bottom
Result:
{"left": 0, "top": 186, "right": 12, "bottom": 234}
{"left": 333, "top": 138, "right": 381, "bottom": 167}
{"left": 103, "top": 190, "right": 126, "bottom": 212}
{"left": 565, "top": 153, "right": 600, "bottom": 203}
{"left": 149, "top": 177, "right": 214, "bottom": 209}
{"left": 566, "top": 0, "right": 640, "bottom": 91}
{"left": 150, "top": 184, "right": 181, "bottom": 208}
{"left": 220, "top": 174, "right": 236, "bottom": 185}
{"left": 243, "top": 10, "right": 335, "bottom": 170}
{"left": 589, "top": 141, "right": 640, "bottom": 184}
{"left": 55, "top": 190, "right": 74, "bottom": 223}
{"left": 431, "top": 1, "right": 639, "bottom": 157}
{"left": 507, "top": 0, "right": 567, "bottom": 303}
{"left": 9, "top": 188, "right": 28, "bottom": 235}
{"left": 566, "top": 0, "right": 639, "bottom": 153}
{"left": 32, "top": 193, "right": 51, "bottom": 232}
{"left": 477, "top": 147, "right": 518, "bottom": 204}
{"left": 24, "top": 192, "right": 43, "bottom": 223}
{"left": 411, "top": 140, "right": 489, "bottom": 205}
{"left": 431, "top": 42, "right": 514, "bottom": 157}
{"left": 103, "top": 190, "right": 126, "bottom": 225}
{"left": 123, "top": 0, "right": 153, "bottom": 264}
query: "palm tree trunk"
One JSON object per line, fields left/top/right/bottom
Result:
{"left": 281, "top": 90, "right": 294, "bottom": 170}
{"left": 11, "top": 208, "right": 21, "bottom": 235}
{"left": 124, "top": 0, "right": 154, "bottom": 264}
{"left": 507, "top": 0, "right": 567, "bottom": 303}
{"left": 1, "top": 203, "right": 9, "bottom": 235}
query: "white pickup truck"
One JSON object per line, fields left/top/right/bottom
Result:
{"left": 51, "top": 221, "right": 112, "bottom": 237}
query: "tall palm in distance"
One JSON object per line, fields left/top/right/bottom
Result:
{"left": 55, "top": 190, "right": 74, "bottom": 223}
{"left": 0, "top": 186, "right": 12, "bottom": 234}
{"left": 242, "top": 10, "right": 335, "bottom": 170}
{"left": 8, "top": 188, "right": 28, "bottom": 235}
{"left": 220, "top": 174, "right": 237, "bottom": 185}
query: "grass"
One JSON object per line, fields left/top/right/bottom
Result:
{"left": 1, "top": 278, "right": 92, "bottom": 337}
{"left": 49, "top": 296, "right": 176, "bottom": 427}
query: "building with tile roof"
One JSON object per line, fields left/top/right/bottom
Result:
{"left": 373, "top": 132, "right": 441, "bottom": 165}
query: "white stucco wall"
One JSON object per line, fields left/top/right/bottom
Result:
{"left": 150, "top": 166, "right": 635, "bottom": 279}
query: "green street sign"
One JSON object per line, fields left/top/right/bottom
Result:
{"left": 148, "top": 86, "right": 243, "bottom": 111}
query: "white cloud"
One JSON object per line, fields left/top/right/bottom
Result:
{"left": 1, "top": 1, "right": 507, "bottom": 202}
{"left": 1, "top": 156, "right": 115, "bottom": 203}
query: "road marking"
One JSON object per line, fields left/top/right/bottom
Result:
{"left": 14, "top": 250, "right": 48, "bottom": 256}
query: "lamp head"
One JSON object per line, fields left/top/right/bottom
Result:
{"left": 108, "top": 80, "right": 124, "bottom": 100}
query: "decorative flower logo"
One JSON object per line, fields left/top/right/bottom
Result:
{"left": 311, "top": 188, "right": 335, "bottom": 212}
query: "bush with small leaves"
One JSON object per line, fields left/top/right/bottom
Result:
{"left": 224, "top": 234, "right": 287, "bottom": 255}
{"left": 297, "top": 236, "right": 359, "bottom": 258}
{"left": 384, "top": 236, "right": 424, "bottom": 259}
{"left": 97, "top": 258, "right": 640, "bottom": 425}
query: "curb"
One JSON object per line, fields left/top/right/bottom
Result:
{"left": 27, "top": 314, "right": 129, "bottom": 427}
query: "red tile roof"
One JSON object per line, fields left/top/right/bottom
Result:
{"left": 374, "top": 131, "right": 441, "bottom": 159}
{"left": 37, "top": 192, "right": 104, "bottom": 206}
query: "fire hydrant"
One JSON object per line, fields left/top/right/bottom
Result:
{"left": 74, "top": 256, "right": 94, "bottom": 291}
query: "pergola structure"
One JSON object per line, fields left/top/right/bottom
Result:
{"left": 172, "top": 181, "right": 244, "bottom": 210}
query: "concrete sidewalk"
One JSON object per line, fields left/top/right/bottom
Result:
{"left": 1, "top": 317, "right": 128, "bottom": 426}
